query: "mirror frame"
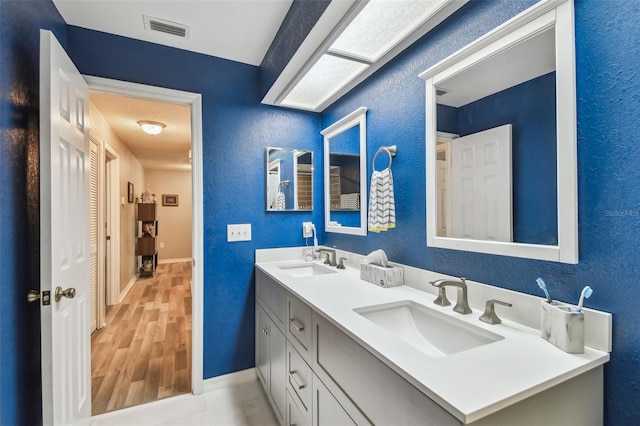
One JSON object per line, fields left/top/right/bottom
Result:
{"left": 419, "top": 0, "right": 578, "bottom": 263}
{"left": 322, "top": 107, "right": 368, "bottom": 236}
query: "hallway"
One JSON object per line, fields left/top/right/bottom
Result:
{"left": 91, "top": 262, "right": 192, "bottom": 414}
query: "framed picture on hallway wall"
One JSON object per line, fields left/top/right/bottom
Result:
{"left": 127, "top": 182, "right": 134, "bottom": 203}
{"left": 162, "top": 194, "right": 179, "bottom": 206}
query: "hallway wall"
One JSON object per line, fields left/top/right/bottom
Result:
{"left": 90, "top": 101, "right": 145, "bottom": 294}
{"left": 145, "top": 169, "right": 193, "bottom": 261}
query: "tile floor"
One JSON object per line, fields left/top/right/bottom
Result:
{"left": 90, "top": 378, "right": 278, "bottom": 426}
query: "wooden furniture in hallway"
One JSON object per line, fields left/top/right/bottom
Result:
{"left": 91, "top": 262, "right": 192, "bottom": 414}
{"left": 136, "top": 202, "right": 158, "bottom": 277}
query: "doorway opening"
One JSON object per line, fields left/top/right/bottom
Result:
{"left": 86, "top": 77, "right": 203, "bottom": 415}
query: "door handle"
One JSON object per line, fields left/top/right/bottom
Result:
{"left": 28, "top": 290, "right": 51, "bottom": 305}
{"left": 27, "top": 290, "right": 41, "bottom": 303}
{"left": 55, "top": 286, "right": 76, "bottom": 302}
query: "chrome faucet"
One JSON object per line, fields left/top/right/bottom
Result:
{"left": 430, "top": 278, "right": 472, "bottom": 314}
{"left": 316, "top": 247, "right": 337, "bottom": 267}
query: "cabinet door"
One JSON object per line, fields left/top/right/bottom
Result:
{"left": 256, "top": 306, "right": 270, "bottom": 390}
{"left": 270, "top": 325, "right": 287, "bottom": 425}
{"left": 312, "top": 374, "right": 357, "bottom": 426}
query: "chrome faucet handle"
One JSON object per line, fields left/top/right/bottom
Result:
{"left": 430, "top": 278, "right": 471, "bottom": 314}
{"left": 433, "top": 286, "right": 451, "bottom": 306}
{"left": 479, "top": 299, "right": 512, "bottom": 324}
{"left": 337, "top": 257, "right": 347, "bottom": 269}
{"left": 322, "top": 253, "right": 331, "bottom": 265}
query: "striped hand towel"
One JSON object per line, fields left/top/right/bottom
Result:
{"left": 368, "top": 168, "right": 396, "bottom": 232}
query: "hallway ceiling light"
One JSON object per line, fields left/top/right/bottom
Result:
{"left": 138, "top": 120, "right": 166, "bottom": 135}
{"left": 275, "top": 0, "right": 466, "bottom": 112}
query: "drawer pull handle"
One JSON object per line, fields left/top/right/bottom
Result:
{"left": 288, "top": 371, "right": 305, "bottom": 390}
{"left": 290, "top": 318, "right": 305, "bottom": 332}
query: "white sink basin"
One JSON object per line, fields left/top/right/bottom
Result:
{"left": 278, "top": 263, "right": 337, "bottom": 278}
{"left": 354, "top": 300, "right": 503, "bottom": 357}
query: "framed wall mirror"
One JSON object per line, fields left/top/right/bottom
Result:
{"left": 420, "top": 0, "right": 578, "bottom": 263}
{"left": 266, "top": 147, "right": 313, "bottom": 211}
{"left": 322, "top": 107, "right": 367, "bottom": 235}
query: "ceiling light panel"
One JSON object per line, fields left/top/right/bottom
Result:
{"left": 329, "top": 0, "right": 450, "bottom": 63}
{"left": 281, "top": 54, "right": 369, "bottom": 110}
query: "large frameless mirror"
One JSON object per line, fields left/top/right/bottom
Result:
{"left": 322, "top": 107, "right": 367, "bottom": 235}
{"left": 266, "top": 147, "right": 313, "bottom": 211}
{"left": 420, "top": 0, "right": 578, "bottom": 263}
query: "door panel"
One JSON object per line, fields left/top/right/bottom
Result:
{"left": 451, "top": 124, "right": 512, "bottom": 242}
{"left": 40, "top": 29, "right": 91, "bottom": 425}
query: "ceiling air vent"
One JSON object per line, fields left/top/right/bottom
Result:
{"left": 143, "top": 15, "right": 190, "bottom": 39}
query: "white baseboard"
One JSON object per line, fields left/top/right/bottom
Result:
{"left": 202, "top": 368, "right": 257, "bottom": 392}
{"left": 158, "top": 257, "right": 192, "bottom": 265}
{"left": 119, "top": 276, "right": 137, "bottom": 303}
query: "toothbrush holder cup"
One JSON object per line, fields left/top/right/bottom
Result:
{"left": 540, "top": 300, "right": 584, "bottom": 354}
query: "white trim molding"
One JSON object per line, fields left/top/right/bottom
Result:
{"left": 203, "top": 368, "right": 258, "bottom": 393}
{"left": 158, "top": 257, "right": 193, "bottom": 265}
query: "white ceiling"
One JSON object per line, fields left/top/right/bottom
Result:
{"left": 437, "top": 28, "right": 556, "bottom": 108}
{"left": 91, "top": 92, "right": 192, "bottom": 171}
{"left": 53, "top": 0, "right": 293, "bottom": 66}
{"left": 57, "top": 0, "right": 294, "bottom": 171}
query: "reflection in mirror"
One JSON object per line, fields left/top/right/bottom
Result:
{"left": 266, "top": 147, "right": 313, "bottom": 211}
{"left": 420, "top": 0, "right": 578, "bottom": 263}
{"left": 322, "top": 107, "right": 367, "bottom": 235}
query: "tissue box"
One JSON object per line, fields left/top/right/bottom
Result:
{"left": 540, "top": 300, "right": 584, "bottom": 354}
{"left": 360, "top": 264, "right": 404, "bottom": 288}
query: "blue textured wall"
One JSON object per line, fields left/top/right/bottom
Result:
{"left": 322, "top": 0, "right": 640, "bottom": 424}
{"left": 64, "top": 27, "right": 322, "bottom": 378}
{"left": 0, "top": 1, "right": 68, "bottom": 424}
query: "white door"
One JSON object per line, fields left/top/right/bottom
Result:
{"left": 450, "top": 124, "right": 512, "bottom": 242}
{"left": 39, "top": 30, "right": 91, "bottom": 425}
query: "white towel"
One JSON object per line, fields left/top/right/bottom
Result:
{"left": 368, "top": 168, "right": 396, "bottom": 232}
{"left": 276, "top": 191, "right": 285, "bottom": 210}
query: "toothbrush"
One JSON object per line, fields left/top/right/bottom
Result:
{"left": 536, "top": 277, "right": 553, "bottom": 304}
{"left": 576, "top": 286, "right": 593, "bottom": 312}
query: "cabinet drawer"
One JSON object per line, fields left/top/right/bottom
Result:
{"left": 312, "top": 313, "right": 459, "bottom": 426}
{"left": 287, "top": 390, "right": 310, "bottom": 426}
{"left": 287, "top": 293, "right": 312, "bottom": 362}
{"left": 312, "top": 373, "right": 369, "bottom": 426}
{"left": 256, "top": 269, "right": 286, "bottom": 333}
{"left": 287, "top": 341, "right": 312, "bottom": 414}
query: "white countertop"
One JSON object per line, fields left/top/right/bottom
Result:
{"left": 255, "top": 255, "right": 610, "bottom": 424}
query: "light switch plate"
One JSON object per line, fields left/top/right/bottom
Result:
{"left": 227, "top": 224, "right": 252, "bottom": 242}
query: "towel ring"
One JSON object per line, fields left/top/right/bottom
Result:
{"left": 372, "top": 145, "right": 397, "bottom": 171}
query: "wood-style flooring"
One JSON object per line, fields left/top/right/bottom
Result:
{"left": 91, "top": 262, "right": 192, "bottom": 415}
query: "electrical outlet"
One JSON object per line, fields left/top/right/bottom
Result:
{"left": 159, "top": 242, "right": 165, "bottom": 248}
{"left": 227, "top": 224, "right": 252, "bottom": 242}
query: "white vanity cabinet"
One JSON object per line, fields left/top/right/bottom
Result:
{"left": 255, "top": 263, "right": 606, "bottom": 426}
